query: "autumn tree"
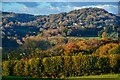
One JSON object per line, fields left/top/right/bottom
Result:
{"left": 102, "top": 31, "right": 107, "bottom": 39}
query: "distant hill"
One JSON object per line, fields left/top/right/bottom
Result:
{"left": 2, "top": 8, "right": 120, "bottom": 48}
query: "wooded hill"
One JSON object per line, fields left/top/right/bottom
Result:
{"left": 2, "top": 8, "right": 120, "bottom": 48}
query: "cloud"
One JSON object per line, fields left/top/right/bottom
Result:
{"left": 70, "top": 4, "right": 118, "bottom": 14}
{"left": 2, "top": 0, "right": 120, "bottom": 2}
{"left": 2, "top": 3, "right": 28, "bottom": 12}
{"left": 17, "top": 2, "right": 39, "bottom": 7}
{"left": 46, "top": 4, "right": 118, "bottom": 15}
{"left": 2, "top": 2, "right": 118, "bottom": 15}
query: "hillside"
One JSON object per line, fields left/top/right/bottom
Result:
{"left": 2, "top": 8, "right": 120, "bottom": 78}
{"left": 2, "top": 8, "right": 120, "bottom": 48}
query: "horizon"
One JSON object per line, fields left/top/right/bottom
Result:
{"left": 1, "top": 2, "right": 118, "bottom": 15}
{"left": 1, "top": 7, "right": 117, "bottom": 16}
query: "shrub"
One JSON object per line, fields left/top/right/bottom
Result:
{"left": 71, "top": 55, "right": 99, "bottom": 76}
{"left": 2, "top": 61, "right": 10, "bottom": 76}
{"left": 24, "top": 58, "right": 43, "bottom": 78}
{"left": 13, "top": 60, "right": 25, "bottom": 76}
{"left": 71, "top": 56, "right": 81, "bottom": 76}
{"left": 109, "top": 45, "right": 120, "bottom": 54}
{"left": 109, "top": 54, "right": 120, "bottom": 73}
{"left": 94, "top": 57, "right": 110, "bottom": 74}
{"left": 42, "top": 56, "right": 63, "bottom": 78}
{"left": 2, "top": 60, "right": 17, "bottom": 76}
{"left": 80, "top": 55, "right": 99, "bottom": 75}
{"left": 2, "top": 54, "right": 120, "bottom": 78}
{"left": 62, "top": 56, "right": 73, "bottom": 77}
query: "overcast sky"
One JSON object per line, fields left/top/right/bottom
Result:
{"left": 1, "top": 2, "right": 119, "bottom": 15}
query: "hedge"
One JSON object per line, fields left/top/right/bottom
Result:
{"left": 42, "top": 56, "right": 63, "bottom": 78}
{"left": 24, "top": 58, "right": 43, "bottom": 77}
{"left": 2, "top": 60, "right": 18, "bottom": 76}
{"left": 2, "top": 55, "right": 120, "bottom": 78}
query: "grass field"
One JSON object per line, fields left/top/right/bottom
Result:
{"left": 2, "top": 74, "right": 120, "bottom": 80}
{"left": 2, "top": 76, "right": 56, "bottom": 80}
{"left": 67, "top": 74, "right": 120, "bottom": 80}
{"left": 66, "top": 36, "right": 101, "bottom": 40}
{"left": 49, "top": 36, "right": 101, "bottom": 40}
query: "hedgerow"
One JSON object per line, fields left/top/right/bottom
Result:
{"left": 2, "top": 55, "right": 120, "bottom": 78}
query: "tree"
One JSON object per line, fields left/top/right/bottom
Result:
{"left": 102, "top": 31, "right": 107, "bottom": 39}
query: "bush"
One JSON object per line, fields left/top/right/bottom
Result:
{"left": 109, "top": 54, "right": 120, "bottom": 73}
{"left": 42, "top": 56, "right": 63, "bottom": 78}
{"left": 80, "top": 55, "right": 99, "bottom": 75}
{"left": 42, "top": 55, "right": 112, "bottom": 77}
{"left": 24, "top": 58, "right": 43, "bottom": 77}
{"left": 2, "top": 61, "right": 10, "bottom": 76}
{"left": 96, "top": 57, "right": 110, "bottom": 74}
{"left": 109, "top": 45, "right": 120, "bottom": 54}
{"left": 62, "top": 56, "right": 73, "bottom": 77}
{"left": 2, "top": 55, "right": 120, "bottom": 78}
{"left": 2, "top": 60, "right": 17, "bottom": 76}
{"left": 13, "top": 60, "right": 25, "bottom": 76}
{"left": 71, "top": 56, "right": 81, "bottom": 76}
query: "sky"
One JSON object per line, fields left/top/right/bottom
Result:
{"left": 1, "top": 0, "right": 120, "bottom": 2}
{"left": 1, "top": 2, "right": 119, "bottom": 15}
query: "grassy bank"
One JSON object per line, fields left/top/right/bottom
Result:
{"left": 67, "top": 74, "right": 119, "bottom": 80}
{"left": 2, "top": 74, "right": 120, "bottom": 80}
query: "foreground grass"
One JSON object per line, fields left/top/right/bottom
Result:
{"left": 2, "top": 74, "right": 120, "bottom": 80}
{"left": 2, "top": 76, "right": 59, "bottom": 80}
{"left": 67, "top": 74, "right": 120, "bottom": 80}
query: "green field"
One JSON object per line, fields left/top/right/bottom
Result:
{"left": 2, "top": 76, "right": 56, "bottom": 80}
{"left": 67, "top": 74, "right": 120, "bottom": 80}
{"left": 48, "top": 36, "right": 101, "bottom": 40}
{"left": 2, "top": 74, "right": 120, "bottom": 80}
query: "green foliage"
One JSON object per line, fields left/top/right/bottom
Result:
{"left": 109, "top": 54, "right": 120, "bottom": 73}
{"left": 24, "top": 58, "right": 43, "bottom": 77}
{"left": 62, "top": 56, "right": 73, "bottom": 77}
{"left": 80, "top": 56, "right": 98, "bottom": 75}
{"left": 22, "top": 39, "right": 52, "bottom": 50}
{"left": 95, "top": 57, "right": 110, "bottom": 74}
{"left": 2, "top": 60, "right": 17, "bottom": 76}
{"left": 2, "top": 39, "right": 120, "bottom": 78}
{"left": 42, "top": 56, "right": 63, "bottom": 78}
{"left": 2, "top": 61, "right": 10, "bottom": 76}
{"left": 13, "top": 60, "right": 25, "bottom": 76}
{"left": 109, "top": 45, "right": 120, "bottom": 54}
{"left": 2, "top": 55, "right": 120, "bottom": 78}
